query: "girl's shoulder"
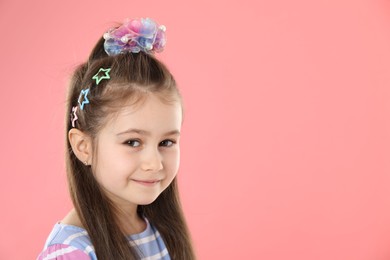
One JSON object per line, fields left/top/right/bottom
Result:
{"left": 37, "top": 243, "right": 91, "bottom": 260}
{"left": 37, "top": 222, "right": 95, "bottom": 260}
{"left": 37, "top": 218, "right": 170, "bottom": 260}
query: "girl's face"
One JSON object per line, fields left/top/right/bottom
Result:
{"left": 93, "top": 93, "right": 182, "bottom": 209}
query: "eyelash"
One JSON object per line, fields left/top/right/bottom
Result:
{"left": 126, "top": 139, "right": 142, "bottom": 147}
{"left": 125, "top": 139, "right": 176, "bottom": 148}
{"left": 160, "top": 139, "right": 176, "bottom": 147}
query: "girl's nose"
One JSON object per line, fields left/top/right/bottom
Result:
{"left": 140, "top": 147, "right": 163, "bottom": 172}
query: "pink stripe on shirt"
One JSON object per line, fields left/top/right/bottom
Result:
{"left": 38, "top": 244, "right": 90, "bottom": 260}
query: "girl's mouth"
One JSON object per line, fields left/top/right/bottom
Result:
{"left": 132, "top": 179, "right": 160, "bottom": 186}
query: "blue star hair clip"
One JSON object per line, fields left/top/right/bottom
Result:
{"left": 92, "top": 68, "right": 111, "bottom": 85}
{"left": 78, "top": 88, "right": 90, "bottom": 110}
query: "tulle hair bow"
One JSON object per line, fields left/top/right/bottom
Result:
{"left": 103, "top": 17, "right": 167, "bottom": 56}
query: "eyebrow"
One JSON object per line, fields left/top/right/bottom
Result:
{"left": 116, "top": 128, "right": 181, "bottom": 136}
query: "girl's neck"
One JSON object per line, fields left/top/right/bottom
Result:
{"left": 60, "top": 209, "right": 83, "bottom": 227}
{"left": 109, "top": 197, "right": 146, "bottom": 235}
{"left": 117, "top": 212, "right": 146, "bottom": 235}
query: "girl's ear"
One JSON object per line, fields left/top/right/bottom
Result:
{"left": 68, "top": 128, "right": 93, "bottom": 165}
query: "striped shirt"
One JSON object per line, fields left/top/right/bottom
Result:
{"left": 37, "top": 218, "right": 170, "bottom": 260}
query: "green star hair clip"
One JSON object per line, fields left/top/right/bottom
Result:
{"left": 92, "top": 68, "right": 111, "bottom": 85}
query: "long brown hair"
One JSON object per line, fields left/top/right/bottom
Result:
{"left": 65, "top": 37, "right": 196, "bottom": 259}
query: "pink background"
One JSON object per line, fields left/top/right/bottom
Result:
{"left": 1, "top": 0, "right": 390, "bottom": 259}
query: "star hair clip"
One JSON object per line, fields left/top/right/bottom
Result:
{"left": 70, "top": 66, "right": 112, "bottom": 127}
{"left": 92, "top": 68, "right": 111, "bottom": 85}
{"left": 78, "top": 88, "right": 90, "bottom": 110}
{"left": 70, "top": 88, "right": 89, "bottom": 128}
{"left": 69, "top": 88, "right": 89, "bottom": 128}
{"left": 70, "top": 106, "right": 78, "bottom": 128}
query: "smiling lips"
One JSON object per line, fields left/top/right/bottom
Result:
{"left": 132, "top": 179, "right": 161, "bottom": 186}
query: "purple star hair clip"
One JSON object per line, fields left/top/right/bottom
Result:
{"left": 103, "top": 17, "right": 167, "bottom": 56}
{"left": 71, "top": 106, "right": 78, "bottom": 128}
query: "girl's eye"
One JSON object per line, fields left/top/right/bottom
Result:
{"left": 160, "top": 140, "right": 176, "bottom": 147}
{"left": 126, "top": 140, "right": 141, "bottom": 147}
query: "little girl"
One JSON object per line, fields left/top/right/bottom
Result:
{"left": 37, "top": 18, "right": 195, "bottom": 260}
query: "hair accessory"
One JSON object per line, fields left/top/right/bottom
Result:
{"left": 71, "top": 106, "right": 78, "bottom": 127}
{"left": 78, "top": 88, "right": 90, "bottom": 110}
{"left": 103, "top": 17, "right": 167, "bottom": 56}
{"left": 92, "top": 68, "right": 111, "bottom": 85}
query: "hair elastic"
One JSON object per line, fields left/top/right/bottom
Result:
{"left": 103, "top": 17, "right": 167, "bottom": 56}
